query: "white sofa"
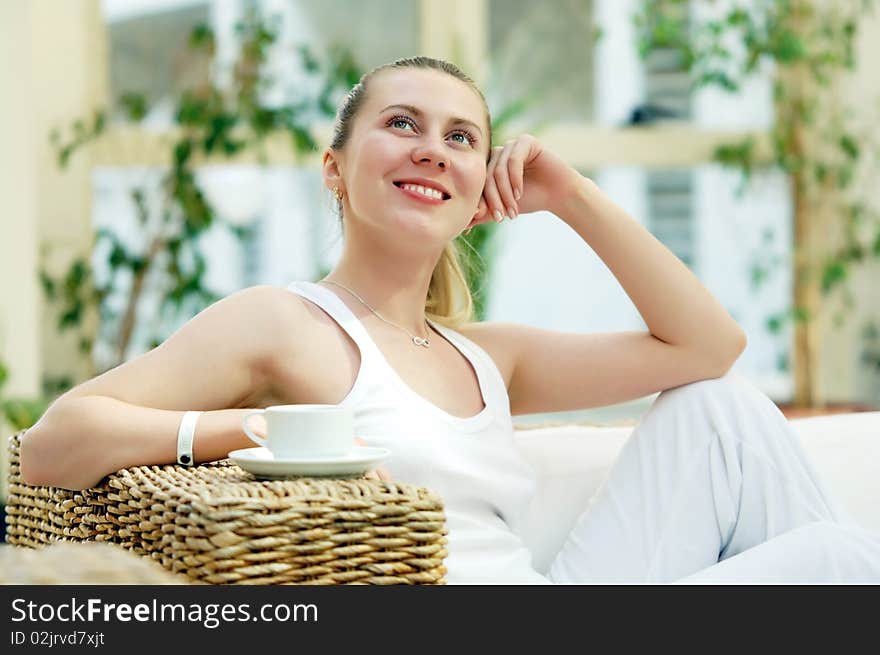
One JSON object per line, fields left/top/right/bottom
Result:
{"left": 513, "top": 411, "right": 880, "bottom": 574}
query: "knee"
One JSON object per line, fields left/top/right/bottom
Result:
{"left": 656, "top": 371, "right": 746, "bottom": 408}
{"left": 650, "top": 370, "right": 779, "bottom": 432}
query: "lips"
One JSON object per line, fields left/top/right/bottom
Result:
{"left": 393, "top": 179, "right": 451, "bottom": 200}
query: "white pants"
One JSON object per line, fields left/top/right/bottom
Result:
{"left": 547, "top": 371, "right": 880, "bottom": 584}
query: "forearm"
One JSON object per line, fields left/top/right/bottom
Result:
{"left": 555, "top": 175, "right": 746, "bottom": 362}
{"left": 20, "top": 396, "right": 257, "bottom": 490}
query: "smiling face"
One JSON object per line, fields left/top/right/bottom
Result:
{"left": 324, "top": 67, "right": 491, "bottom": 241}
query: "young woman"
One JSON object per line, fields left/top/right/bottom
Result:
{"left": 21, "top": 56, "right": 880, "bottom": 584}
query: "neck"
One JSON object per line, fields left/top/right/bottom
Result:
{"left": 321, "top": 266, "right": 437, "bottom": 340}
{"left": 323, "top": 211, "right": 452, "bottom": 338}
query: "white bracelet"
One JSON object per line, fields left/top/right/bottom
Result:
{"left": 176, "top": 411, "right": 203, "bottom": 466}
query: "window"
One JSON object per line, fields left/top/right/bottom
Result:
{"left": 487, "top": 0, "right": 595, "bottom": 124}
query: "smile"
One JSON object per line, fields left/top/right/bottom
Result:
{"left": 393, "top": 182, "right": 450, "bottom": 204}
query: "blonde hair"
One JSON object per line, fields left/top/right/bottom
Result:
{"left": 328, "top": 56, "right": 493, "bottom": 329}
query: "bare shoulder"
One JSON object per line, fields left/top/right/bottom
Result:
{"left": 54, "top": 284, "right": 312, "bottom": 412}
{"left": 230, "top": 284, "right": 306, "bottom": 322}
{"left": 225, "top": 284, "right": 312, "bottom": 368}
{"left": 456, "top": 320, "right": 523, "bottom": 390}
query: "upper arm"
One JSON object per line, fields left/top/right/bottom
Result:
{"left": 473, "top": 322, "right": 745, "bottom": 416}
{"left": 54, "top": 285, "right": 304, "bottom": 411}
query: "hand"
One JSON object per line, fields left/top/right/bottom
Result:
{"left": 248, "top": 414, "right": 268, "bottom": 439}
{"left": 465, "top": 134, "right": 583, "bottom": 231}
{"left": 355, "top": 436, "right": 392, "bottom": 482}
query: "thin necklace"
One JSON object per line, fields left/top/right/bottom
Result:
{"left": 319, "top": 279, "right": 432, "bottom": 348}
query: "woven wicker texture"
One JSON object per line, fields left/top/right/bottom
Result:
{"left": 0, "top": 542, "right": 187, "bottom": 584}
{"left": 6, "top": 431, "right": 448, "bottom": 585}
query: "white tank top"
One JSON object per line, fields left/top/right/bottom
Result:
{"left": 286, "top": 280, "right": 549, "bottom": 584}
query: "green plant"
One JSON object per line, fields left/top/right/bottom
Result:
{"left": 635, "top": 0, "right": 880, "bottom": 407}
{"left": 0, "top": 356, "right": 50, "bottom": 431}
{"left": 42, "top": 8, "right": 358, "bottom": 389}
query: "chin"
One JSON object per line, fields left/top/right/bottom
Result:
{"left": 387, "top": 216, "right": 455, "bottom": 244}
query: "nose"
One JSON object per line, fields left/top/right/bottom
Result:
{"left": 411, "top": 136, "right": 448, "bottom": 169}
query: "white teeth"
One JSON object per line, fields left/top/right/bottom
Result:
{"left": 400, "top": 183, "right": 444, "bottom": 200}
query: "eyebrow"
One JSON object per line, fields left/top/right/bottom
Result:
{"left": 380, "top": 104, "right": 484, "bottom": 137}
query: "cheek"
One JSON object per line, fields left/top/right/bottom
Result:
{"left": 352, "top": 134, "right": 398, "bottom": 170}
{"left": 459, "top": 163, "right": 488, "bottom": 200}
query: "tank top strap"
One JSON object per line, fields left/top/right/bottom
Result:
{"left": 427, "top": 319, "right": 512, "bottom": 416}
{"left": 285, "top": 280, "right": 384, "bottom": 365}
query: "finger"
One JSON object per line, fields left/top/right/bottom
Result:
{"left": 483, "top": 145, "right": 506, "bottom": 223}
{"left": 493, "top": 140, "right": 518, "bottom": 219}
{"left": 467, "top": 196, "right": 490, "bottom": 229}
{"left": 364, "top": 469, "right": 378, "bottom": 480}
{"left": 475, "top": 196, "right": 489, "bottom": 222}
{"left": 376, "top": 467, "right": 392, "bottom": 482}
{"left": 506, "top": 136, "right": 532, "bottom": 205}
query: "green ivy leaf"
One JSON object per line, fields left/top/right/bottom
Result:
{"left": 776, "top": 351, "right": 789, "bottom": 373}
{"left": 109, "top": 243, "right": 128, "bottom": 268}
{"left": 189, "top": 23, "right": 215, "bottom": 49}
{"left": 821, "top": 260, "right": 847, "bottom": 293}
{"left": 221, "top": 138, "right": 246, "bottom": 156}
{"left": 792, "top": 306, "right": 810, "bottom": 324}
{"left": 130, "top": 257, "right": 148, "bottom": 275}
{"left": 845, "top": 242, "right": 864, "bottom": 262}
{"left": 839, "top": 134, "right": 859, "bottom": 160}
{"left": 59, "top": 300, "right": 82, "bottom": 329}
{"left": 299, "top": 45, "right": 319, "bottom": 73}
{"left": 288, "top": 125, "right": 318, "bottom": 153}
{"left": 65, "top": 259, "right": 88, "bottom": 294}
{"left": 39, "top": 269, "right": 56, "bottom": 300}
{"left": 119, "top": 93, "right": 148, "bottom": 122}
{"left": 773, "top": 30, "right": 805, "bottom": 63}
{"left": 174, "top": 139, "right": 193, "bottom": 167}
{"left": 750, "top": 265, "right": 768, "bottom": 291}
{"left": 93, "top": 110, "right": 106, "bottom": 134}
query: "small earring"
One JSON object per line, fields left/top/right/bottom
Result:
{"left": 333, "top": 188, "right": 343, "bottom": 201}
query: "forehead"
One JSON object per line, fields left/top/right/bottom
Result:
{"left": 363, "top": 68, "right": 486, "bottom": 126}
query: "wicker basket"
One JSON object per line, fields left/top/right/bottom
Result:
{"left": 5, "top": 431, "right": 448, "bottom": 585}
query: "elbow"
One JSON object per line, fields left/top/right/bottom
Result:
{"left": 19, "top": 420, "right": 96, "bottom": 491}
{"left": 712, "top": 330, "right": 748, "bottom": 377}
{"left": 19, "top": 426, "right": 60, "bottom": 487}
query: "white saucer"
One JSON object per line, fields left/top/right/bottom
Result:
{"left": 228, "top": 446, "right": 390, "bottom": 480}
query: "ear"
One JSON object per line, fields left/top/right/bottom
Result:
{"left": 322, "top": 149, "right": 344, "bottom": 194}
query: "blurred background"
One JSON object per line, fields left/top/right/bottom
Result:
{"left": 2, "top": 0, "right": 879, "bottom": 517}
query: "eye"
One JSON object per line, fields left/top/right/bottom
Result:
{"left": 388, "top": 115, "right": 416, "bottom": 131}
{"left": 387, "top": 115, "right": 479, "bottom": 148}
{"left": 450, "top": 129, "right": 478, "bottom": 147}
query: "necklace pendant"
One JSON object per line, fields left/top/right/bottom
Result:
{"left": 412, "top": 336, "right": 430, "bottom": 347}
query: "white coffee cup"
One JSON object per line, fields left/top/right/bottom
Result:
{"left": 241, "top": 404, "right": 354, "bottom": 459}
